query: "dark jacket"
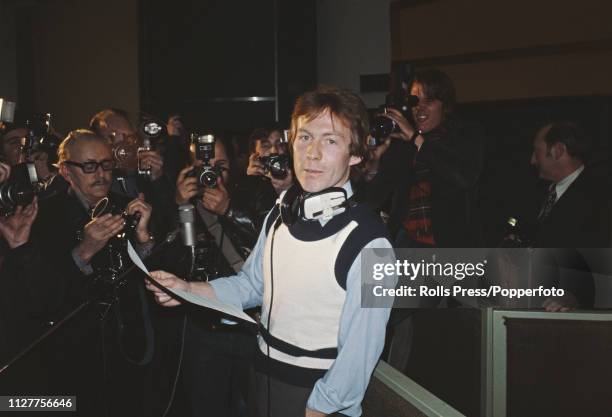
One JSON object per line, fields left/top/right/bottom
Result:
{"left": 534, "top": 167, "right": 610, "bottom": 248}
{"left": 30, "top": 189, "right": 153, "bottom": 416}
{"left": 33, "top": 189, "right": 138, "bottom": 313}
{"left": 0, "top": 240, "right": 50, "bottom": 388}
{"left": 531, "top": 168, "right": 611, "bottom": 308}
{"left": 222, "top": 174, "right": 278, "bottom": 253}
{"left": 364, "top": 115, "right": 485, "bottom": 247}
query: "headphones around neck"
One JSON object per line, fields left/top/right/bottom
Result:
{"left": 278, "top": 183, "right": 356, "bottom": 227}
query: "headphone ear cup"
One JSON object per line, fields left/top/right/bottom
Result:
{"left": 279, "top": 183, "right": 303, "bottom": 226}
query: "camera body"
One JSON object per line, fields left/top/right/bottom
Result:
{"left": 92, "top": 204, "right": 142, "bottom": 289}
{"left": 259, "top": 153, "right": 289, "bottom": 180}
{"left": 189, "top": 133, "right": 220, "bottom": 188}
{"left": 369, "top": 92, "right": 419, "bottom": 146}
{"left": 189, "top": 165, "right": 222, "bottom": 188}
{"left": 0, "top": 162, "right": 40, "bottom": 216}
{"left": 137, "top": 119, "right": 166, "bottom": 177}
{"left": 20, "top": 113, "right": 61, "bottom": 160}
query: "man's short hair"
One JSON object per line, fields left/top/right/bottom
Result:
{"left": 543, "top": 121, "right": 591, "bottom": 162}
{"left": 89, "top": 108, "right": 131, "bottom": 134}
{"left": 247, "top": 125, "right": 283, "bottom": 154}
{"left": 412, "top": 68, "right": 457, "bottom": 113}
{"left": 288, "top": 86, "right": 369, "bottom": 161}
{"left": 57, "top": 129, "right": 109, "bottom": 165}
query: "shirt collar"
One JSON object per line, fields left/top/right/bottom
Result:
{"left": 553, "top": 165, "right": 584, "bottom": 202}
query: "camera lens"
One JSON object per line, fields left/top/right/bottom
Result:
{"left": 199, "top": 168, "right": 218, "bottom": 188}
{"left": 0, "top": 182, "right": 35, "bottom": 213}
{"left": 122, "top": 212, "right": 141, "bottom": 234}
{"left": 370, "top": 116, "right": 395, "bottom": 141}
{"left": 260, "top": 154, "right": 289, "bottom": 180}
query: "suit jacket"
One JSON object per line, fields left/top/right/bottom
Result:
{"left": 534, "top": 167, "right": 610, "bottom": 248}
{"left": 30, "top": 188, "right": 153, "bottom": 415}
{"left": 532, "top": 167, "right": 611, "bottom": 308}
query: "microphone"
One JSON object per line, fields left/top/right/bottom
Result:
{"left": 178, "top": 204, "right": 196, "bottom": 247}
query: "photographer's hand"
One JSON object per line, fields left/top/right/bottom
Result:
{"left": 0, "top": 162, "right": 10, "bottom": 183}
{"left": 176, "top": 165, "right": 199, "bottom": 205}
{"left": 75, "top": 213, "right": 125, "bottom": 263}
{"left": 542, "top": 293, "right": 578, "bottom": 312}
{"left": 126, "top": 193, "right": 153, "bottom": 243}
{"left": 139, "top": 150, "right": 164, "bottom": 181}
{"left": 269, "top": 167, "right": 294, "bottom": 195}
{"left": 0, "top": 197, "right": 38, "bottom": 249}
{"left": 363, "top": 136, "right": 391, "bottom": 180}
{"left": 246, "top": 152, "right": 266, "bottom": 176}
{"left": 383, "top": 108, "right": 424, "bottom": 150}
{"left": 202, "top": 176, "right": 230, "bottom": 215}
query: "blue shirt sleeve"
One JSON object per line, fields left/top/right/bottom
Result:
{"left": 306, "top": 237, "right": 396, "bottom": 416}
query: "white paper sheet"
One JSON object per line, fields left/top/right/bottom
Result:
{"left": 128, "top": 242, "right": 255, "bottom": 323}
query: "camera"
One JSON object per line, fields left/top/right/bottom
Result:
{"left": 137, "top": 119, "right": 165, "bottom": 177}
{"left": 20, "top": 113, "right": 61, "bottom": 160}
{"left": 191, "top": 133, "right": 215, "bottom": 162}
{"left": 122, "top": 211, "right": 142, "bottom": 237}
{"left": 369, "top": 92, "right": 419, "bottom": 146}
{"left": 140, "top": 119, "right": 166, "bottom": 139}
{"left": 259, "top": 153, "right": 289, "bottom": 179}
{"left": 90, "top": 198, "right": 141, "bottom": 241}
{"left": 0, "top": 162, "right": 41, "bottom": 216}
{"left": 189, "top": 133, "right": 220, "bottom": 188}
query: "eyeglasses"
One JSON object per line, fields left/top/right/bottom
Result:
{"left": 64, "top": 159, "right": 116, "bottom": 173}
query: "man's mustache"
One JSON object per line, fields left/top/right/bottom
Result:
{"left": 91, "top": 178, "right": 110, "bottom": 186}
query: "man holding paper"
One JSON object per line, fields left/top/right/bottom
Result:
{"left": 146, "top": 86, "right": 395, "bottom": 417}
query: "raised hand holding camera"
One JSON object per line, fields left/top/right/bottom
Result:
{"left": 176, "top": 165, "right": 199, "bottom": 205}
{"left": 382, "top": 108, "right": 423, "bottom": 149}
{"left": 0, "top": 197, "right": 38, "bottom": 249}
{"left": 137, "top": 149, "right": 164, "bottom": 181}
{"left": 126, "top": 192, "right": 153, "bottom": 244}
{"left": 0, "top": 162, "right": 10, "bottom": 183}
{"left": 246, "top": 152, "right": 266, "bottom": 176}
{"left": 201, "top": 174, "right": 230, "bottom": 215}
{"left": 75, "top": 213, "right": 126, "bottom": 263}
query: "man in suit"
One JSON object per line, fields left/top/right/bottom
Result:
{"left": 32, "top": 129, "right": 155, "bottom": 416}
{"left": 530, "top": 121, "right": 610, "bottom": 311}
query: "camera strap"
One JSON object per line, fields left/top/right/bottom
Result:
{"left": 197, "top": 202, "right": 245, "bottom": 273}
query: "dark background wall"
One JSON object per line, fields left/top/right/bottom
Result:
{"left": 139, "top": 0, "right": 317, "bottom": 133}
{"left": 2, "top": 0, "right": 317, "bottom": 134}
{"left": 8, "top": 0, "right": 140, "bottom": 132}
{"left": 0, "top": 0, "right": 18, "bottom": 102}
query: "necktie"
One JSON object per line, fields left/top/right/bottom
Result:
{"left": 538, "top": 186, "right": 557, "bottom": 221}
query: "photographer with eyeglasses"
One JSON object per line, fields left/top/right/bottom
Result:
{"left": 89, "top": 108, "right": 176, "bottom": 242}
{"left": 29, "top": 129, "right": 156, "bottom": 416}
